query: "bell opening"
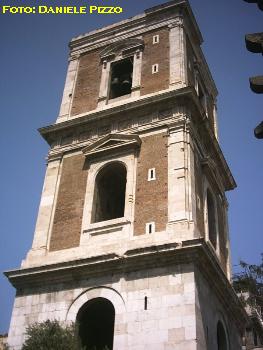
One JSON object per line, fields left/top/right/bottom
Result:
{"left": 109, "top": 57, "right": 133, "bottom": 99}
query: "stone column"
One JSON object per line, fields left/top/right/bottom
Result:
{"left": 169, "top": 17, "right": 187, "bottom": 88}
{"left": 57, "top": 55, "right": 79, "bottom": 123}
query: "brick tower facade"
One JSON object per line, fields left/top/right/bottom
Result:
{"left": 6, "top": 1, "right": 247, "bottom": 349}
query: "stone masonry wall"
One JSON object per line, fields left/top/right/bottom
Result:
{"left": 71, "top": 50, "right": 102, "bottom": 116}
{"left": 7, "top": 263, "right": 197, "bottom": 350}
{"left": 134, "top": 132, "right": 168, "bottom": 235}
{"left": 141, "top": 28, "right": 170, "bottom": 96}
{"left": 49, "top": 154, "right": 88, "bottom": 251}
{"left": 7, "top": 263, "right": 242, "bottom": 350}
{"left": 195, "top": 267, "right": 242, "bottom": 350}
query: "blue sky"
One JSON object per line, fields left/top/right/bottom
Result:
{"left": 0, "top": 0, "right": 262, "bottom": 334}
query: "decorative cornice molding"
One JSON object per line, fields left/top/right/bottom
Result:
{"left": 46, "top": 153, "right": 63, "bottom": 162}
{"left": 168, "top": 16, "right": 184, "bottom": 29}
{"left": 41, "top": 87, "right": 235, "bottom": 193}
{"left": 69, "top": 21, "right": 170, "bottom": 59}
{"left": 39, "top": 87, "right": 193, "bottom": 143}
{"left": 68, "top": 2, "right": 202, "bottom": 59}
{"left": 68, "top": 53, "right": 80, "bottom": 62}
{"left": 167, "top": 116, "right": 188, "bottom": 135}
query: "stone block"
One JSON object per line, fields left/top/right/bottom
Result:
{"left": 159, "top": 317, "right": 182, "bottom": 330}
{"left": 169, "top": 273, "right": 182, "bottom": 285}
{"left": 141, "top": 319, "right": 158, "bottom": 331}
{"left": 128, "top": 321, "right": 141, "bottom": 334}
{"left": 162, "top": 294, "right": 182, "bottom": 307}
{"left": 113, "top": 334, "right": 127, "bottom": 348}
{"left": 184, "top": 326, "right": 196, "bottom": 340}
{"left": 168, "top": 327, "right": 185, "bottom": 343}
{"left": 115, "top": 323, "right": 127, "bottom": 335}
{"left": 144, "top": 330, "right": 168, "bottom": 344}
{"left": 182, "top": 315, "right": 196, "bottom": 327}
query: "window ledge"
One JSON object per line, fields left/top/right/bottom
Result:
{"left": 83, "top": 217, "right": 130, "bottom": 236}
{"left": 108, "top": 93, "right": 131, "bottom": 104}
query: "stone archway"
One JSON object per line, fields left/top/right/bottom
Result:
{"left": 66, "top": 287, "right": 127, "bottom": 349}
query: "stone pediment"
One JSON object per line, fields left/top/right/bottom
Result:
{"left": 100, "top": 38, "right": 144, "bottom": 60}
{"left": 82, "top": 133, "right": 141, "bottom": 159}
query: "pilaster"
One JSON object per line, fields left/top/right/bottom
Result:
{"left": 57, "top": 55, "right": 79, "bottom": 123}
{"left": 131, "top": 50, "right": 142, "bottom": 98}
{"left": 27, "top": 157, "right": 62, "bottom": 261}
{"left": 167, "top": 116, "right": 195, "bottom": 239}
{"left": 98, "top": 60, "right": 111, "bottom": 107}
{"left": 169, "top": 17, "right": 187, "bottom": 88}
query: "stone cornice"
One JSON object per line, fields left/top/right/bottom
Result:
{"left": 39, "top": 87, "right": 193, "bottom": 143}
{"left": 4, "top": 239, "right": 247, "bottom": 331}
{"left": 39, "top": 87, "right": 235, "bottom": 191}
{"left": 69, "top": 0, "right": 202, "bottom": 55}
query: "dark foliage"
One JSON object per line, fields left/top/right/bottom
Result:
{"left": 21, "top": 320, "right": 79, "bottom": 350}
{"left": 233, "top": 253, "right": 263, "bottom": 309}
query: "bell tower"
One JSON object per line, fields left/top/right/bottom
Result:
{"left": 6, "top": 1, "right": 247, "bottom": 349}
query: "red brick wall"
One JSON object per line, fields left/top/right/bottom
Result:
{"left": 134, "top": 132, "right": 168, "bottom": 235}
{"left": 49, "top": 154, "right": 88, "bottom": 251}
{"left": 71, "top": 50, "right": 102, "bottom": 116}
{"left": 141, "top": 28, "right": 170, "bottom": 95}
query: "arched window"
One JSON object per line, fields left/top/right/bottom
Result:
{"left": 207, "top": 188, "right": 217, "bottom": 249}
{"left": 92, "top": 162, "right": 127, "bottom": 223}
{"left": 217, "top": 321, "right": 228, "bottom": 350}
{"left": 77, "top": 297, "right": 115, "bottom": 350}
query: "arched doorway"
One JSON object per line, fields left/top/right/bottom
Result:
{"left": 77, "top": 297, "right": 115, "bottom": 350}
{"left": 92, "top": 162, "right": 127, "bottom": 223}
{"left": 217, "top": 321, "right": 228, "bottom": 350}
